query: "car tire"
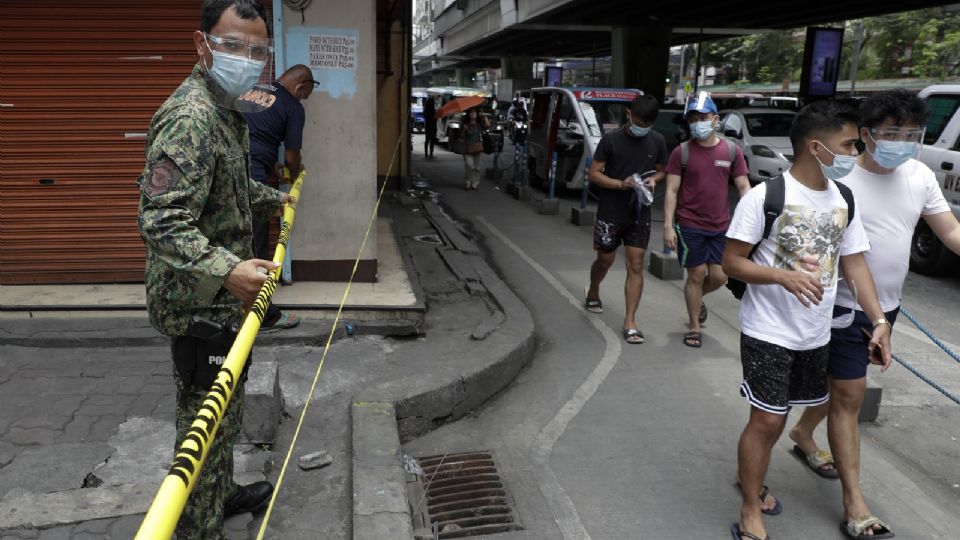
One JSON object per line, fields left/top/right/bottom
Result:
{"left": 910, "top": 220, "right": 960, "bottom": 275}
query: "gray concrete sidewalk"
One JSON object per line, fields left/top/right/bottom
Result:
{"left": 0, "top": 191, "right": 535, "bottom": 539}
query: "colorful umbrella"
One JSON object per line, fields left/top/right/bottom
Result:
{"left": 436, "top": 96, "right": 485, "bottom": 119}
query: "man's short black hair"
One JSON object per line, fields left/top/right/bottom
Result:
{"left": 201, "top": 0, "right": 271, "bottom": 38}
{"left": 860, "top": 89, "right": 928, "bottom": 129}
{"left": 630, "top": 95, "right": 660, "bottom": 123}
{"left": 789, "top": 100, "right": 860, "bottom": 154}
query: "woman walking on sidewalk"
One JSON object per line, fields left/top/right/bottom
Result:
{"left": 459, "top": 107, "right": 489, "bottom": 190}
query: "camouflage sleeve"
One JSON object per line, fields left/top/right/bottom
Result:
{"left": 137, "top": 113, "right": 242, "bottom": 306}
{"left": 248, "top": 177, "right": 283, "bottom": 221}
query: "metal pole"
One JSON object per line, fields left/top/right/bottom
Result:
{"left": 513, "top": 143, "right": 521, "bottom": 185}
{"left": 522, "top": 143, "right": 529, "bottom": 186}
{"left": 581, "top": 157, "right": 591, "bottom": 209}
{"left": 693, "top": 28, "right": 703, "bottom": 94}
{"left": 548, "top": 151, "right": 558, "bottom": 199}
{"left": 849, "top": 21, "right": 865, "bottom": 96}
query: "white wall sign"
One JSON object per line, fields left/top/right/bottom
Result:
{"left": 309, "top": 34, "right": 357, "bottom": 70}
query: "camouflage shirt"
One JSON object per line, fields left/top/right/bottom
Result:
{"left": 138, "top": 64, "right": 282, "bottom": 337}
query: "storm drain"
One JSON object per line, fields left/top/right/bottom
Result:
{"left": 407, "top": 450, "right": 522, "bottom": 539}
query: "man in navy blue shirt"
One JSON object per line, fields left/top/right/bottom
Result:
{"left": 244, "top": 64, "right": 314, "bottom": 329}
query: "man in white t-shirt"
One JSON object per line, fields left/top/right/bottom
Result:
{"left": 786, "top": 90, "right": 960, "bottom": 539}
{"left": 722, "top": 100, "right": 893, "bottom": 540}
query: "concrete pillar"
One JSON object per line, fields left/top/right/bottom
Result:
{"left": 611, "top": 23, "right": 671, "bottom": 103}
{"left": 455, "top": 68, "right": 472, "bottom": 87}
{"left": 501, "top": 57, "right": 533, "bottom": 79}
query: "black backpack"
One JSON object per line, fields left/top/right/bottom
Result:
{"left": 726, "top": 174, "right": 856, "bottom": 300}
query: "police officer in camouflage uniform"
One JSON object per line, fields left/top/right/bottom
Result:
{"left": 137, "top": 1, "right": 291, "bottom": 538}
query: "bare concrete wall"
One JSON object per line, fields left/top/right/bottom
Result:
{"left": 279, "top": 0, "right": 378, "bottom": 279}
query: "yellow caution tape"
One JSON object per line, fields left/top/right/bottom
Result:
{"left": 135, "top": 172, "right": 305, "bottom": 539}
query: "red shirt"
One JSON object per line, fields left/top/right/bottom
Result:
{"left": 665, "top": 139, "right": 749, "bottom": 232}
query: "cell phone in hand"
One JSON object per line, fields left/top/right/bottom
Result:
{"left": 860, "top": 327, "right": 885, "bottom": 365}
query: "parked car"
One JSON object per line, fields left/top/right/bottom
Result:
{"left": 651, "top": 105, "right": 686, "bottom": 154}
{"left": 718, "top": 108, "right": 796, "bottom": 184}
{"left": 528, "top": 87, "right": 643, "bottom": 190}
{"left": 912, "top": 84, "right": 960, "bottom": 274}
{"left": 410, "top": 89, "right": 427, "bottom": 133}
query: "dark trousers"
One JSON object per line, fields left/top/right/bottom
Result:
{"left": 253, "top": 212, "right": 282, "bottom": 326}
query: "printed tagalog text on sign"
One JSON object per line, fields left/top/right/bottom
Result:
{"left": 309, "top": 34, "right": 357, "bottom": 70}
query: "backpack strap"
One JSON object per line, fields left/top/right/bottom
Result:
{"left": 724, "top": 138, "right": 737, "bottom": 182}
{"left": 747, "top": 174, "right": 785, "bottom": 261}
{"left": 679, "top": 141, "right": 690, "bottom": 178}
{"left": 833, "top": 180, "right": 855, "bottom": 228}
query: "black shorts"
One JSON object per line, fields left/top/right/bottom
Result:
{"left": 828, "top": 306, "right": 900, "bottom": 380}
{"left": 676, "top": 225, "right": 726, "bottom": 268}
{"left": 739, "top": 334, "right": 829, "bottom": 415}
{"left": 593, "top": 219, "right": 651, "bottom": 253}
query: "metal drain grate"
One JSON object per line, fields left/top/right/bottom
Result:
{"left": 408, "top": 450, "right": 522, "bottom": 539}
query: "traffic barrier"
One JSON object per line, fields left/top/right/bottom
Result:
{"left": 135, "top": 171, "right": 306, "bottom": 539}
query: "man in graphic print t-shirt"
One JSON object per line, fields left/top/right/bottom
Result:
{"left": 721, "top": 100, "right": 892, "bottom": 540}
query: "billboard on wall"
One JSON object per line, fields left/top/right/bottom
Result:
{"left": 799, "top": 27, "right": 844, "bottom": 99}
{"left": 545, "top": 66, "right": 563, "bottom": 87}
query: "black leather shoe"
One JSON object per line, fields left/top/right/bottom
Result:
{"left": 224, "top": 481, "right": 274, "bottom": 517}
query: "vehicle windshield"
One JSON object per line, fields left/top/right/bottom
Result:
{"left": 743, "top": 113, "right": 796, "bottom": 137}
{"left": 578, "top": 101, "right": 630, "bottom": 137}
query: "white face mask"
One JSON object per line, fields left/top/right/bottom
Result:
{"left": 814, "top": 141, "right": 857, "bottom": 180}
{"left": 204, "top": 36, "right": 265, "bottom": 97}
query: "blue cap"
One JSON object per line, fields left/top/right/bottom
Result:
{"left": 684, "top": 92, "right": 717, "bottom": 117}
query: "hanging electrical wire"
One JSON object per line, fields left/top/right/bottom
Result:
{"left": 282, "top": 0, "right": 312, "bottom": 23}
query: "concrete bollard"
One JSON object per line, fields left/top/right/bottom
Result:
{"left": 570, "top": 207, "right": 595, "bottom": 226}
{"left": 538, "top": 198, "right": 559, "bottom": 215}
{"left": 649, "top": 250, "right": 684, "bottom": 281}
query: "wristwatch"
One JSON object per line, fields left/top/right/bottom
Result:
{"left": 872, "top": 317, "right": 890, "bottom": 328}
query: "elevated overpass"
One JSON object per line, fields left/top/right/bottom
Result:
{"left": 415, "top": 0, "right": 952, "bottom": 100}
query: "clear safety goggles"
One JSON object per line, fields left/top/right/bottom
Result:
{"left": 203, "top": 32, "right": 273, "bottom": 62}
{"left": 867, "top": 127, "right": 925, "bottom": 143}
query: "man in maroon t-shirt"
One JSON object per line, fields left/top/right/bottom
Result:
{"left": 663, "top": 93, "right": 750, "bottom": 347}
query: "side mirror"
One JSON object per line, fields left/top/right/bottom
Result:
{"left": 724, "top": 129, "right": 741, "bottom": 139}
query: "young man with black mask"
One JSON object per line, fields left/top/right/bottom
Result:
{"left": 584, "top": 94, "right": 666, "bottom": 344}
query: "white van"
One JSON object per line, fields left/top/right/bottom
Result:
{"left": 914, "top": 84, "right": 960, "bottom": 274}
{"left": 527, "top": 87, "right": 642, "bottom": 190}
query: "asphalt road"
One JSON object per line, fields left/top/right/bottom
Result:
{"left": 404, "top": 136, "right": 960, "bottom": 539}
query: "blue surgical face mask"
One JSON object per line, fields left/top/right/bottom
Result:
{"left": 689, "top": 120, "right": 715, "bottom": 140}
{"left": 868, "top": 134, "right": 918, "bottom": 170}
{"left": 204, "top": 36, "right": 265, "bottom": 97}
{"left": 628, "top": 118, "right": 650, "bottom": 138}
{"left": 814, "top": 142, "right": 857, "bottom": 180}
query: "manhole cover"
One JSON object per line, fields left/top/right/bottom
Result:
{"left": 412, "top": 234, "right": 443, "bottom": 245}
{"left": 408, "top": 451, "right": 522, "bottom": 539}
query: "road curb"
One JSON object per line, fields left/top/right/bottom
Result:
{"left": 351, "top": 199, "right": 535, "bottom": 540}
{"left": 0, "top": 319, "right": 419, "bottom": 348}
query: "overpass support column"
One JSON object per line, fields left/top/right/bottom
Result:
{"left": 611, "top": 23, "right": 671, "bottom": 102}
{"left": 498, "top": 56, "right": 537, "bottom": 101}
{"left": 455, "top": 68, "right": 473, "bottom": 87}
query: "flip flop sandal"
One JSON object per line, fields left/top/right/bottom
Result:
{"left": 622, "top": 328, "right": 645, "bottom": 344}
{"left": 730, "top": 523, "right": 769, "bottom": 540}
{"left": 699, "top": 302, "right": 708, "bottom": 324}
{"left": 583, "top": 286, "right": 603, "bottom": 313}
{"left": 792, "top": 445, "right": 840, "bottom": 479}
{"left": 840, "top": 515, "right": 895, "bottom": 539}
{"left": 735, "top": 482, "right": 782, "bottom": 516}
{"left": 683, "top": 331, "right": 702, "bottom": 348}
